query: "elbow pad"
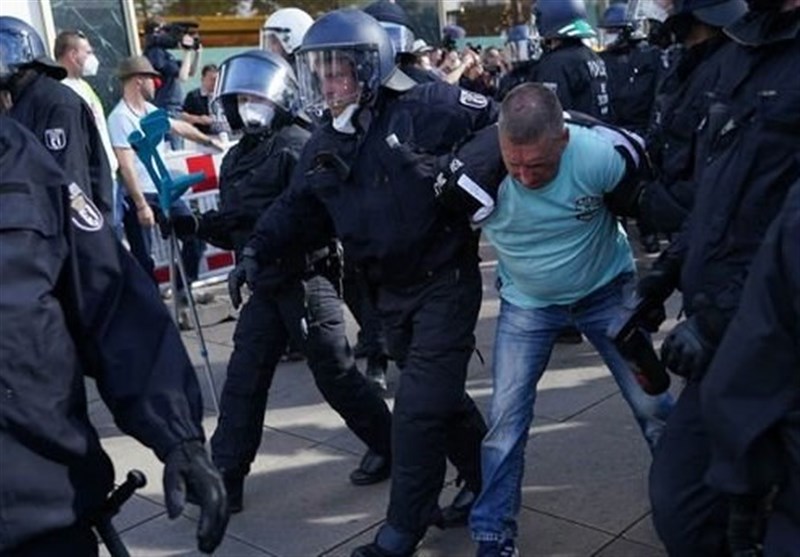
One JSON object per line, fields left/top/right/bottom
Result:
{"left": 433, "top": 124, "right": 505, "bottom": 225}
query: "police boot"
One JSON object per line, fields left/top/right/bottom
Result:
{"left": 366, "top": 355, "right": 388, "bottom": 392}
{"left": 349, "top": 449, "right": 391, "bottom": 486}
{"left": 351, "top": 524, "right": 420, "bottom": 557}
{"left": 433, "top": 484, "right": 477, "bottom": 529}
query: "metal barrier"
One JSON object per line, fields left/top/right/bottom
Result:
{"left": 152, "top": 146, "right": 236, "bottom": 286}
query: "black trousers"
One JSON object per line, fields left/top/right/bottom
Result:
{"left": 377, "top": 262, "right": 488, "bottom": 538}
{"left": 210, "top": 274, "right": 392, "bottom": 474}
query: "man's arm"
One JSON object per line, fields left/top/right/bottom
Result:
{"left": 114, "top": 146, "right": 155, "bottom": 227}
{"left": 170, "top": 118, "right": 223, "bottom": 150}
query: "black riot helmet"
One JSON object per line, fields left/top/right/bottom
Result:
{"left": 669, "top": 0, "right": 748, "bottom": 28}
{"left": 0, "top": 16, "right": 66, "bottom": 84}
{"left": 363, "top": 0, "right": 416, "bottom": 55}
{"left": 295, "top": 9, "right": 402, "bottom": 119}
{"left": 212, "top": 49, "right": 301, "bottom": 132}
{"left": 535, "top": 0, "right": 597, "bottom": 40}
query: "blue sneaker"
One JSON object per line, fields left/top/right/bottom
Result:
{"left": 476, "top": 539, "right": 518, "bottom": 557}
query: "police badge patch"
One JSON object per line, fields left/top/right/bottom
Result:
{"left": 68, "top": 183, "right": 104, "bottom": 232}
{"left": 459, "top": 90, "right": 488, "bottom": 109}
{"left": 44, "top": 128, "right": 67, "bottom": 151}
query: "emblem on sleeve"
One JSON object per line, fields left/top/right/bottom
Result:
{"left": 459, "top": 90, "right": 488, "bottom": 109}
{"left": 44, "top": 128, "right": 67, "bottom": 151}
{"left": 68, "top": 183, "right": 104, "bottom": 232}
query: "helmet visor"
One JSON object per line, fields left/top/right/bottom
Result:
{"left": 296, "top": 48, "right": 379, "bottom": 118}
{"left": 381, "top": 23, "right": 415, "bottom": 54}
{"left": 260, "top": 27, "right": 291, "bottom": 55}
{"left": 212, "top": 54, "right": 299, "bottom": 115}
{"left": 0, "top": 29, "right": 37, "bottom": 77}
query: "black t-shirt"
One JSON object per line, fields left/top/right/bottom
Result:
{"left": 182, "top": 88, "right": 211, "bottom": 134}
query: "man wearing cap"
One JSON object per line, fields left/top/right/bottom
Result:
{"left": 107, "top": 56, "right": 221, "bottom": 293}
{"left": 0, "top": 16, "right": 113, "bottom": 220}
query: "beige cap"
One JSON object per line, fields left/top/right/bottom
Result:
{"left": 116, "top": 56, "right": 160, "bottom": 79}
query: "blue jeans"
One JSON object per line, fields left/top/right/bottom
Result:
{"left": 470, "top": 272, "right": 674, "bottom": 542}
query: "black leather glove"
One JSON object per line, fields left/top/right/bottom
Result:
{"left": 660, "top": 315, "right": 716, "bottom": 379}
{"left": 153, "top": 206, "right": 199, "bottom": 240}
{"left": 163, "top": 440, "right": 229, "bottom": 554}
{"left": 227, "top": 246, "right": 259, "bottom": 309}
{"left": 636, "top": 252, "right": 682, "bottom": 331}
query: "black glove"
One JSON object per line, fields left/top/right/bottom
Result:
{"left": 227, "top": 246, "right": 259, "bottom": 309}
{"left": 636, "top": 252, "right": 682, "bottom": 331}
{"left": 727, "top": 494, "right": 767, "bottom": 557}
{"left": 163, "top": 440, "right": 229, "bottom": 554}
{"left": 153, "top": 206, "right": 199, "bottom": 240}
{"left": 660, "top": 315, "right": 716, "bottom": 379}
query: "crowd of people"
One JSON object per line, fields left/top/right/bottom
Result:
{"left": 0, "top": 0, "right": 798, "bottom": 556}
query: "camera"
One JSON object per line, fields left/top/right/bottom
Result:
{"left": 148, "top": 20, "right": 201, "bottom": 50}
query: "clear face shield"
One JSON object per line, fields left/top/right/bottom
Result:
{"left": 212, "top": 54, "right": 299, "bottom": 116}
{"left": 0, "top": 29, "right": 36, "bottom": 81}
{"left": 380, "top": 23, "right": 415, "bottom": 55}
{"left": 260, "top": 27, "right": 290, "bottom": 57}
{"left": 296, "top": 48, "right": 380, "bottom": 120}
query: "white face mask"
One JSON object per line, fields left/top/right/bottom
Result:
{"left": 82, "top": 54, "right": 99, "bottom": 77}
{"left": 332, "top": 103, "right": 360, "bottom": 135}
{"left": 238, "top": 100, "right": 275, "bottom": 130}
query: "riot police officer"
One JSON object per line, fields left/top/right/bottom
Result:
{"left": 174, "top": 50, "right": 393, "bottom": 512}
{"left": 0, "top": 115, "right": 228, "bottom": 555}
{"left": 702, "top": 178, "right": 800, "bottom": 556}
{"left": 598, "top": 3, "right": 663, "bottom": 136}
{"left": 638, "top": 0, "right": 800, "bottom": 553}
{"left": 0, "top": 16, "right": 112, "bottom": 219}
{"left": 364, "top": 0, "right": 436, "bottom": 85}
{"left": 495, "top": 23, "right": 542, "bottom": 101}
{"left": 532, "top": 0, "right": 612, "bottom": 119}
{"left": 229, "top": 10, "right": 493, "bottom": 556}
{"left": 639, "top": 0, "right": 747, "bottom": 235}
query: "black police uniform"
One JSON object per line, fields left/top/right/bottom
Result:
{"left": 639, "top": 37, "right": 729, "bottom": 234}
{"left": 8, "top": 72, "right": 113, "bottom": 219}
{"left": 600, "top": 38, "right": 663, "bottom": 136}
{"left": 495, "top": 60, "right": 537, "bottom": 101}
{"left": 532, "top": 41, "right": 612, "bottom": 119}
{"left": 702, "top": 178, "right": 800, "bottom": 556}
{"left": 0, "top": 117, "right": 205, "bottom": 552}
{"left": 648, "top": 10, "right": 800, "bottom": 556}
{"left": 202, "top": 125, "right": 393, "bottom": 491}
{"left": 247, "top": 81, "right": 495, "bottom": 550}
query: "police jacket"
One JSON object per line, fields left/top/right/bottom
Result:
{"left": 495, "top": 61, "right": 538, "bottom": 101}
{"left": 213, "top": 123, "right": 330, "bottom": 288}
{"left": 639, "top": 37, "right": 728, "bottom": 233}
{"left": 248, "top": 81, "right": 498, "bottom": 287}
{"left": 702, "top": 178, "right": 800, "bottom": 524}
{"left": 532, "top": 41, "right": 612, "bottom": 120}
{"left": 600, "top": 39, "right": 663, "bottom": 135}
{"left": 0, "top": 117, "right": 204, "bottom": 550}
{"left": 8, "top": 73, "right": 113, "bottom": 219}
{"left": 674, "top": 10, "right": 800, "bottom": 341}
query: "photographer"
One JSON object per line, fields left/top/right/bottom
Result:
{"left": 143, "top": 16, "right": 201, "bottom": 149}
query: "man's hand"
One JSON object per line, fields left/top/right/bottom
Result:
{"left": 136, "top": 204, "right": 155, "bottom": 228}
{"left": 661, "top": 316, "right": 715, "bottom": 379}
{"left": 227, "top": 246, "right": 260, "bottom": 309}
{"left": 163, "top": 440, "right": 229, "bottom": 554}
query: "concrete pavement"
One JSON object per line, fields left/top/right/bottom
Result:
{"left": 89, "top": 239, "right": 676, "bottom": 556}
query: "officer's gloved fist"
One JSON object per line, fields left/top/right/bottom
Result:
{"left": 163, "top": 440, "right": 229, "bottom": 554}
{"left": 227, "top": 246, "right": 259, "bottom": 309}
{"left": 660, "top": 315, "right": 715, "bottom": 379}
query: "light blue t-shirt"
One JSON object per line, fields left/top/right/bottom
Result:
{"left": 107, "top": 100, "right": 163, "bottom": 194}
{"left": 482, "top": 123, "right": 635, "bottom": 309}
